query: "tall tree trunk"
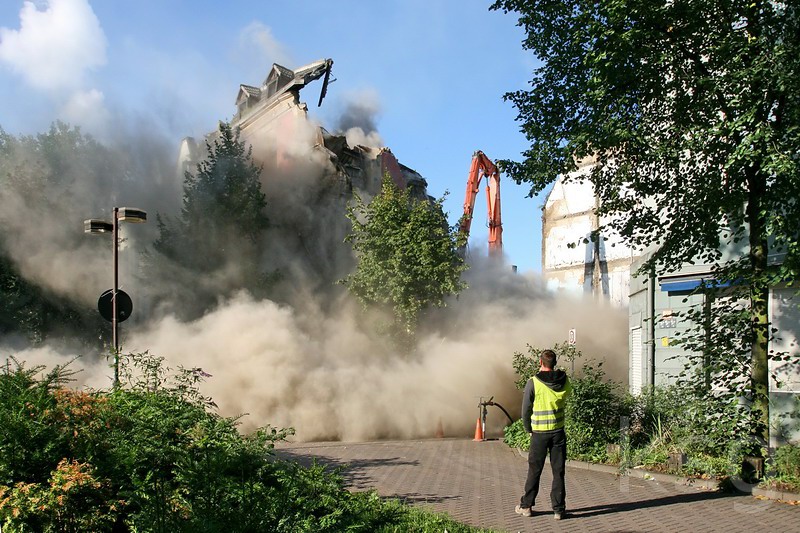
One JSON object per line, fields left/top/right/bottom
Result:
{"left": 747, "top": 170, "right": 770, "bottom": 451}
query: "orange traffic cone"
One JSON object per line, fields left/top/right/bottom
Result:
{"left": 435, "top": 419, "right": 444, "bottom": 438}
{"left": 473, "top": 418, "right": 484, "bottom": 441}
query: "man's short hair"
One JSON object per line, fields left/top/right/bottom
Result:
{"left": 541, "top": 349, "right": 557, "bottom": 370}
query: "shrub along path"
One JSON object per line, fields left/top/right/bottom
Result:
{"left": 276, "top": 438, "right": 800, "bottom": 533}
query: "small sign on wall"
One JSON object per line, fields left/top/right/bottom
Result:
{"left": 568, "top": 328, "right": 577, "bottom": 345}
{"left": 659, "top": 309, "right": 677, "bottom": 329}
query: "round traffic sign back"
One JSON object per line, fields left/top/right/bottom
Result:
{"left": 98, "top": 289, "right": 133, "bottom": 323}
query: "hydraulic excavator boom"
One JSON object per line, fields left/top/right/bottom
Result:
{"left": 458, "top": 150, "right": 502, "bottom": 257}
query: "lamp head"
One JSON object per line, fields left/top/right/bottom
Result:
{"left": 84, "top": 219, "right": 113, "bottom": 234}
{"left": 117, "top": 207, "right": 147, "bottom": 223}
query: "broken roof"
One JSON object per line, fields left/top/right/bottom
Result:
{"left": 256, "top": 59, "right": 333, "bottom": 103}
{"left": 292, "top": 59, "right": 333, "bottom": 86}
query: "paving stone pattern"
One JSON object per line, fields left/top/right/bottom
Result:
{"left": 276, "top": 438, "right": 800, "bottom": 533}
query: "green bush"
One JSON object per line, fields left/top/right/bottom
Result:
{"left": 774, "top": 444, "right": 800, "bottom": 478}
{"left": 565, "top": 363, "right": 632, "bottom": 462}
{"left": 0, "top": 459, "right": 117, "bottom": 533}
{"left": 507, "top": 345, "right": 631, "bottom": 463}
{"left": 625, "top": 385, "right": 744, "bottom": 476}
{"left": 682, "top": 454, "right": 736, "bottom": 479}
{"left": 511, "top": 342, "right": 579, "bottom": 391}
{"left": 1, "top": 354, "right": 494, "bottom": 532}
{"left": 503, "top": 419, "right": 529, "bottom": 450}
{"left": 0, "top": 357, "right": 78, "bottom": 486}
{"left": 769, "top": 443, "right": 800, "bottom": 492}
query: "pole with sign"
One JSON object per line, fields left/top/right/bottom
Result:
{"left": 568, "top": 328, "right": 576, "bottom": 374}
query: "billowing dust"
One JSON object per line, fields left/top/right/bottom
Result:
{"left": 1, "top": 100, "right": 629, "bottom": 442}
{"left": 9, "top": 268, "right": 628, "bottom": 442}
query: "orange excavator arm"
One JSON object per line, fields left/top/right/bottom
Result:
{"left": 459, "top": 150, "right": 502, "bottom": 257}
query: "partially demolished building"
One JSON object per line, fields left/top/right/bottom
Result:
{"left": 179, "top": 58, "right": 430, "bottom": 202}
{"left": 176, "top": 58, "right": 431, "bottom": 294}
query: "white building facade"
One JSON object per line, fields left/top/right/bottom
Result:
{"left": 541, "top": 157, "right": 638, "bottom": 307}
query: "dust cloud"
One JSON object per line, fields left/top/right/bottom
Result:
{"left": 0, "top": 123, "right": 179, "bottom": 307}
{"left": 1, "top": 97, "right": 629, "bottom": 443}
{"left": 8, "top": 262, "right": 627, "bottom": 442}
{"left": 169, "top": 263, "right": 626, "bottom": 442}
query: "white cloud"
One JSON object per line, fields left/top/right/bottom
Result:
{"left": 60, "top": 88, "right": 110, "bottom": 136}
{"left": 0, "top": 0, "right": 107, "bottom": 91}
{"left": 238, "top": 21, "right": 291, "bottom": 67}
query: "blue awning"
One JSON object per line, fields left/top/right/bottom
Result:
{"left": 660, "top": 280, "right": 702, "bottom": 292}
{"left": 659, "top": 278, "right": 731, "bottom": 292}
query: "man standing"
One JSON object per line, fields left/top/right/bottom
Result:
{"left": 515, "top": 349, "right": 572, "bottom": 520}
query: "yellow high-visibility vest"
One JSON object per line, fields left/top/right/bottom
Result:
{"left": 531, "top": 376, "right": 571, "bottom": 431}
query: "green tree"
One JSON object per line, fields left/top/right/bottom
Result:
{"left": 0, "top": 255, "right": 104, "bottom": 345}
{"left": 343, "top": 177, "right": 466, "bottom": 348}
{"left": 153, "top": 122, "right": 270, "bottom": 311}
{"left": 0, "top": 124, "right": 111, "bottom": 345}
{"left": 491, "top": 0, "right": 800, "bottom": 448}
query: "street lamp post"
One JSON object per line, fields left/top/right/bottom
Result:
{"left": 84, "top": 207, "right": 147, "bottom": 387}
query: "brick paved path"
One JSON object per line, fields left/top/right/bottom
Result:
{"left": 276, "top": 438, "right": 800, "bottom": 533}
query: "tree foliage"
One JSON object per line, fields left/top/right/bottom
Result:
{"left": 155, "top": 122, "right": 267, "bottom": 267}
{"left": 0, "top": 255, "right": 101, "bottom": 345}
{"left": 343, "top": 178, "right": 466, "bottom": 346}
{"left": 670, "top": 293, "right": 772, "bottom": 454}
{"left": 0, "top": 124, "right": 112, "bottom": 345}
{"left": 153, "top": 123, "right": 271, "bottom": 311}
{"left": 492, "top": 0, "right": 800, "bottom": 445}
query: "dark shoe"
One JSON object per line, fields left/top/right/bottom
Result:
{"left": 515, "top": 505, "right": 532, "bottom": 517}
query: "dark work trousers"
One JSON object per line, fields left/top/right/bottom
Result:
{"left": 519, "top": 429, "right": 567, "bottom": 512}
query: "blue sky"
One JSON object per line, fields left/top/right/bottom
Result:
{"left": 0, "top": 0, "right": 548, "bottom": 272}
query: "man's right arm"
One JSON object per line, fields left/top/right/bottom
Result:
{"left": 521, "top": 379, "right": 534, "bottom": 433}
